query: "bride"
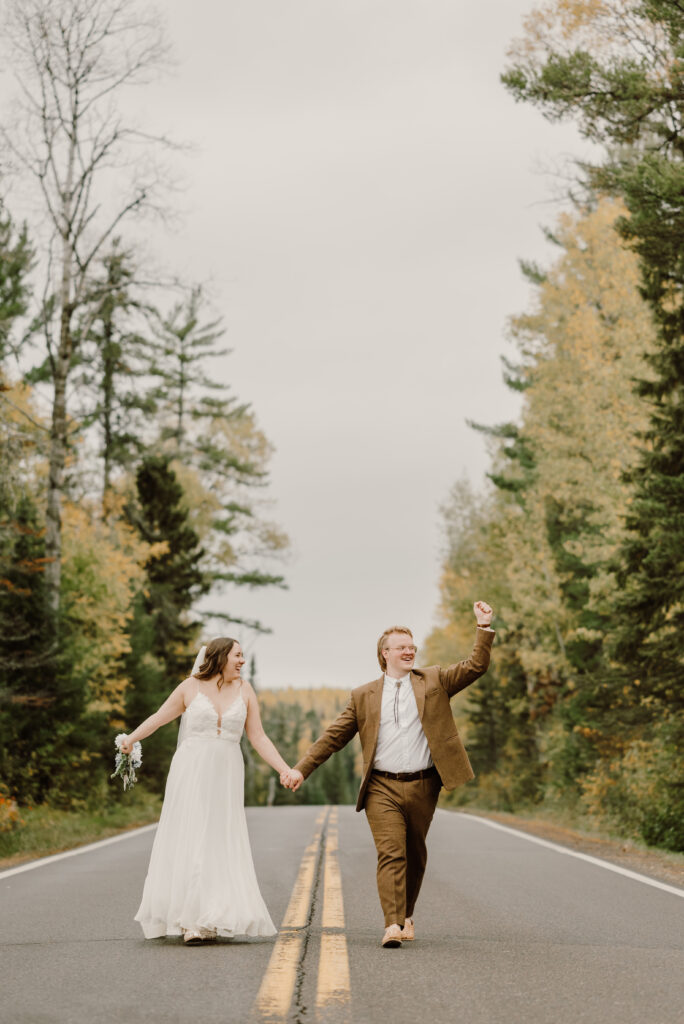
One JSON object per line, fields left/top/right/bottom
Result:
{"left": 119, "top": 636, "right": 293, "bottom": 944}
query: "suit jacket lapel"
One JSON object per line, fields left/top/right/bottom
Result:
{"left": 366, "top": 676, "right": 384, "bottom": 754}
{"left": 410, "top": 671, "right": 426, "bottom": 720}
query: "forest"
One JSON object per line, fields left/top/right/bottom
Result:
{"left": 0, "top": 2, "right": 361, "bottom": 851}
{"left": 426, "top": 1, "right": 684, "bottom": 852}
{"left": 2, "top": 0, "right": 684, "bottom": 855}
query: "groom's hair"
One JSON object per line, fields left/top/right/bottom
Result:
{"left": 377, "top": 626, "right": 413, "bottom": 672}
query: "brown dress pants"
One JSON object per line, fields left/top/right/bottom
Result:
{"left": 364, "top": 771, "right": 442, "bottom": 927}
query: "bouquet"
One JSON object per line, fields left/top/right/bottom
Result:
{"left": 111, "top": 734, "right": 142, "bottom": 791}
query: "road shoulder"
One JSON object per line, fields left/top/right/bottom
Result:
{"left": 455, "top": 807, "right": 684, "bottom": 889}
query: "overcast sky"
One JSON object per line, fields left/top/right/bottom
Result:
{"left": 129, "top": 0, "right": 595, "bottom": 690}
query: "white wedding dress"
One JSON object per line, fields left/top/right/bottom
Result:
{"left": 135, "top": 683, "right": 277, "bottom": 939}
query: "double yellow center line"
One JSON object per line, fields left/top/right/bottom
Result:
{"left": 251, "top": 806, "right": 351, "bottom": 1022}
{"left": 317, "top": 808, "right": 350, "bottom": 1013}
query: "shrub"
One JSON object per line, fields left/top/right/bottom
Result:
{"left": 0, "top": 785, "right": 23, "bottom": 833}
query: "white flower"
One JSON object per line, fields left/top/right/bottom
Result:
{"left": 112, "top": 735, "right": 143, "bottom": 790}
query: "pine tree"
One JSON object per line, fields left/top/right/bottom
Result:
{"left": 123, "top": 594, "right": 172, "bottom": 793}
{"left": 128, "top": 455, "right": 209, "bottom": 679}
{"left": 426, "top": 200, "right": 657, "bottom": 814}
{"left": 0, "top": 203, "right": 53, "bottom": 803}
{"left": 502, "top": 0, "right": 684, "bottom": 715}
{"left": 75, "top": 242, "right": 157, "bottom": 501}
{"left": 0, "top": 494, "right": 58, "bottom": 804}
{"left": 122, "top": 455, "right": 211, "bottom": 791}
{"left": 151, "top": 287, "right": 287, "bottom": 619}
{"left": 151, "top": 286, "right": 232, "bottom": 454}
{"left": 0, "top": 200, "right": 33, "bottom": 367}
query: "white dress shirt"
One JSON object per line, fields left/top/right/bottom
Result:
{"left": 373, "top": 673, "right": 433, "bottom": 773}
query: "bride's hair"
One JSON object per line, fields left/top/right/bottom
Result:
{"left": 194, "top": 637, "right": 238, "bottom": 688}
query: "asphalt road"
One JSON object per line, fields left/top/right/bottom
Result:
{"left": 2, "top": 805, "right": 683, "bottom": 1024}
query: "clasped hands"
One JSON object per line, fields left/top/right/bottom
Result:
{"left": 277, "top": 604, "right": 492, "bottom": 793}
{"left": 279, "top": 768, "right": 304, "bottom": 791}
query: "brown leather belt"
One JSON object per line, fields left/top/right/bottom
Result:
{"left": 371, "top": 766, "right": 439, "bottom": 782}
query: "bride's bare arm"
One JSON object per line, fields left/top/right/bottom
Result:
{"left": 243, "top": 682, "right": 290, "bottom": 775}
{"left": 120, "top": 680, "right": 190, "bottom": 753}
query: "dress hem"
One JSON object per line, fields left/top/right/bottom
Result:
{"left": 136, "top": 916, "right": 278, "bottom": 940}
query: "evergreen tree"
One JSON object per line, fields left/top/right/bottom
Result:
{"left": 0, "top": 200, "right": 33, "bottom": 368}
{"left": 128, "top": 454, "right": 209, "bottom": 679}
{"left": 426, "top": 200, "right": 659, "bottom": 820}
{"left": 0, "top": 202, "right": 53, "bottom": 803}
{"left": 241, "top": 695, "right": 360, "bottom": 807}
{"left": 151, "top": 287, "right": 231, "bottom": 454}
{"left": 123, "top": 594, "right": 172, "bottom": 793}
{"left": 502, "top": 0, "right": 684, "bottom": 714}
{"left": 0, "top": 495, "right": 58, "bottom": 804}
{"left": 75, "top": 241, "right": 157, "bottom": 501}
{"left": 151, "top": 287, "right": 287, "bottom": 617}
{"left": 122, "top": 455, "right": 210, "bottom": 791}
{"left": 502, "top": 0, "right": 684, "bottom": 846}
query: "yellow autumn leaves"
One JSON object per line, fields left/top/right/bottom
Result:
{"left": 425, "top": 198, "right": 656, "bottom": 792}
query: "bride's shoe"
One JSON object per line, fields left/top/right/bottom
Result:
{"left": 183, "top": 929, "right": 204, "bottom": 945}
{"left": 199, "top": 927, "right": 217, "bottom": 941}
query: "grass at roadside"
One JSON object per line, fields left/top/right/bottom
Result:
{"left": 440, "top": 791, "right": 682, "bottom": 851}
{"left": 0, "top": 790, "right": 162, "bottom": 869}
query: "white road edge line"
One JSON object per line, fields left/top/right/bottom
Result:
{"left": 0, "top": 823, "right": 158, "bottom": 880}
{"left": 449, "top": 811, "right": 684, "bottom": 899}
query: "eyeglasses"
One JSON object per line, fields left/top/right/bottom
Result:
{"left": 385, "top": 645, "right": 417, "bottom": 654}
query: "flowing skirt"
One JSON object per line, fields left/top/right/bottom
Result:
{"left": 135, "top": 737, "right": 276, "bottom": 938}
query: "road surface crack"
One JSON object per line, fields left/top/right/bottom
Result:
{"left": 291, "top": 810, "right": 328, "bottom": 1023}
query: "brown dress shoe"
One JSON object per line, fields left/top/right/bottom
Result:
{"left": 401, "top": 917, "right": 415, "bottom": 941}
{"left": 381, "top": 924, "right": 403, "bottom": 948}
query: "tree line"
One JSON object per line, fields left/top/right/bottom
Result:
{"left": 426, "top": 1, "right": 684, "bottom": 852}
{"left": 244, "top": 689, "right": 360, "bottom": 808}
{"left": 0, "top": 0, "right": 294, "bottom": 811}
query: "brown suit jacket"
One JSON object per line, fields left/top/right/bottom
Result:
{"left": 294, "top": 628, "right": 494, "bottom": 811}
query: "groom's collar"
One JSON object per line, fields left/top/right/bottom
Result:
{"left": 383, "top": 672, "right": 411, "bottom": 686}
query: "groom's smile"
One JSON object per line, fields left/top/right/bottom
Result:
{"left": 382, "top": 632, "right": 418, "bottom": 679}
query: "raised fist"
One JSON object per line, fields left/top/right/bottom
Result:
{"left": 473, "top": 601, "right": 493, "bottom": 626}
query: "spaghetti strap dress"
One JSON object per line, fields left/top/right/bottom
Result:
{"left": 134, "top": 681, "right": 276, "bottom": 938}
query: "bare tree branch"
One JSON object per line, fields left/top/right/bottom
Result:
{"left": 1, "top": 0, "right": 177, "bottom": 615}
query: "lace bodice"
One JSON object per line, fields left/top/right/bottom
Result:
{"left": 179, "top": 690, "right": 247, "bottom": 745}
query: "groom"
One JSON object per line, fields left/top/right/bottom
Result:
{"left": 283, "top": 601, "right": 494, "bottom": 947}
